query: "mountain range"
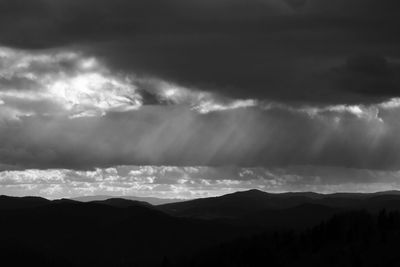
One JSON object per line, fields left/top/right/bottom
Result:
{"left": 3, "top": 189, "right": 400, "bottom": 266}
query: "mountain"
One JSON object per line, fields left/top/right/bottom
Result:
{"left": 0, "top": 198, "right": 247, "bottom": 267}
{"left": 158, "top": 189, "right": 400, "bottom": 221}
{"left": 159, "top": 189, "right": 316, "bottom": 219}
{"left": 4, "top": 190, "right": 400, "bottom": 266}
{"left": 0, "top": 195, "right": 50, "bottom": 210}
{"left": 72, "top": 195, "right": 183, "bottom": 205}
{"left": 158, "top": 189, "right": 334, "bottom": 219}
{"left": 91, "top": 198, "right": 153, "bottom": 208}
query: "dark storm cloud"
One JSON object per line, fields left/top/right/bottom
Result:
{"left": 333, "top": 55, "right": 400, "bottom": 98}
{"left": 1, "top": 0, "right": 399, "bottom": 105}
{"left": 2, "top": 0, "right": 400, "bottom": 174}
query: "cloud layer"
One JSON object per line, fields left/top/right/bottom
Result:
{"left": 1, "top": 0, "right": 399, "bottom": 105}
{"left": 0, "top": 46, "right": 400, "bottom": 172}
{"left": 2, "top": 165, "right": 400, "bottom": 199}
{"left": 1, "top": 1, "right": 400, "bottom": 195}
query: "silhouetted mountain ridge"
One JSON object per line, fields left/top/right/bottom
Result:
{"left": 159, "top": 189, "right": 400, "bottom": 221}
{"left": 91, "top": 198, "right": 153, "bottom": 208}
{"left": 0, "top": 195, "right": 50, "bottom": 210}
{"left": 0, "top": 198, "right": 246, "bottom": 267}
{"left": 73, "top": 195, "right": 182, "bottom": 205}
{"left": 3, "top": 190, "right": 400, "bottom": 266}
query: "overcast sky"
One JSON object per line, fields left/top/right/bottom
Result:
{"left": 1, "top": 0, "right": 400, "bottom": 198}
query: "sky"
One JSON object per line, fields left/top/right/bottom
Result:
{"left": 1, "top": 0, "right": 400, "bottom": 199}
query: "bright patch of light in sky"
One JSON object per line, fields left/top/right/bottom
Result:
{"left": 194, "top": 99, "right": 257, "bottom": 114}
{"left": 1, "top": 45, "right": 400, "bottom": 121}
{"left": 0, "top": 46, "right": 259, "bottom": 120}
{"left": 0, "top": 46, "right": 141, "bottom": 117}
{"left": 1, "top": 166, "right": 400, "bottom": 199}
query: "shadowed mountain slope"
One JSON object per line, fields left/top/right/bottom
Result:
{"left": 0, "top": 200, "right": 246, "bottom": 267}
{"left": 179, "top": 210, "right": 400, "bottom": 267}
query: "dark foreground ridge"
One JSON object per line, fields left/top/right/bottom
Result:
{"left": 2, "top": 190, "right": 400, "bottom": 266}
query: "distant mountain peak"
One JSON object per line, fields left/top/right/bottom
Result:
{"left": 246, "top": 189, "right": 266, "bottom": 193}
{"left": 92, "top": 198, "right": 153, "bottom": 208}
{"left": 72, "top": 195, "right": 183, "bottom": 205}
{"left": 229, "top": 189, "right": 268, "bottom": 196}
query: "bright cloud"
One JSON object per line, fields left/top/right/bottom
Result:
{"left": 2, "top": 45, "right": 400, "bottom": 196}
{"left": 0, "top": 46, "right": 257, "bottom": 120}
{"left": 0, "top": 46, "right": 140, "bottom": 118}
{"left": 2, "top": 165, "right": 400, "bottom": 199}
